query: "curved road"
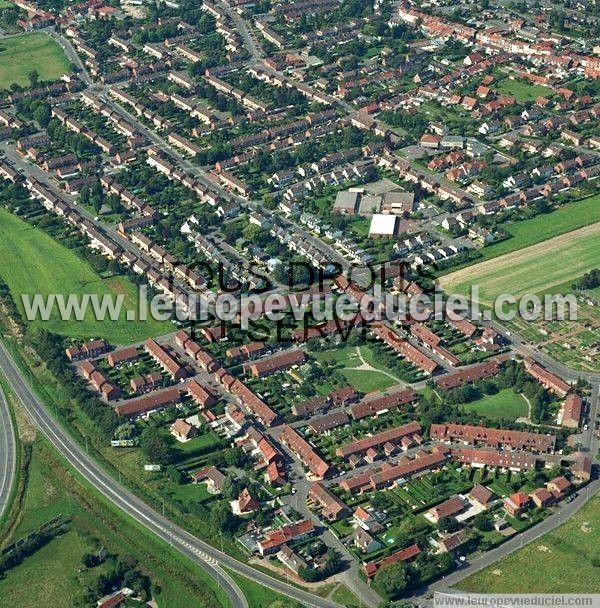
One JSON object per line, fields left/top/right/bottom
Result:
{"left": 0, "top": 383, "right": 16, "bottom": 520}
{"left": 0, "top": 343, "right": 343, "bottom": 608}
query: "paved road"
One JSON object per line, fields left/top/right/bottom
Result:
{"left": 48, "top": 30, "right": 93, "bottom": 86}
{"left": 0, "top": 383, "right": 16, "bottom": 520}
{"left": 0, "top": 342, "right": 345, "bottom": 608}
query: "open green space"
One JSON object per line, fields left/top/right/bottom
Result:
{"left": 0, "top": 529, "right": 107, "bottom": 607}
{"left": 0, "top": 207, "right": 171, "bottom": 342}
{"left": 461, "top": 388, "right": 529, "bottom": 422}
{"left": 495, "top": 78, "right": 551, "bottom": 102}
{"left": 226, "top": 569, "right": 300, "bottom": 608}
{"left": 440, "top": 221, "right": 600, "bottom": 306}
{"left": 458, "top": 493, "right": 600, "bottom": 593}
{"left": 314, "top": 345, "right": 403, "bottom": 393}
{"left": 0, "top": 429, "right": 230, "bottom": 608}
{"left": 439, "top": 194, "right": 600, "bottom": 275}
{"left": 331, "top": 584, "right": 362, "bottom": 608}
{"left": 0, "top": 33, "right": 70, "bottom": 90}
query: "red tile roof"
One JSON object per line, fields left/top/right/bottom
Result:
{"left": 279, "top": 425, "right": 330, "bottom": 478}
{"left": 336, "top": 422, "right": 421, "bottom": 458}
{"left": 431, "top": 423, "right": 555, "bottom": 452}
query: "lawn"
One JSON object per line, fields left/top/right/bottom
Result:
{"left": 331, "top": 584, "right": 362, "bottom": 608}
{"left": 495, "top": 77, "right": 550, "bottom": 102}
{"left": 0, "top": 33, "right": 71, "bottom": 90}
{"left": 0, "top": 530, "right": 105, "bottom": 607}
{"left": 314, "top": 345, "right": 403, "bottom": 393}
{"left": 440, "top": 221, "right": 600, "bottom": 306}
{"left": 458, "top": 493, "right": 600, "bottom": 593}
{"left": 226, "top": 569, "right": 301, "bottom": 608}
{"left": 0, "top": 207, "right": 172, "bottom": 342}
{"left": 461, "top": 388, "right": 528, "bottom": 422}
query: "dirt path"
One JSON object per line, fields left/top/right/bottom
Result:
{"left": 348, "top": 346, "right": 405, "bottom": 385}
{"left": 516, "top": 393, "right": 561, "bottom": 428}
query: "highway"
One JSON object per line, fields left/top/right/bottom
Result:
{"left": 0, "top": 342, "right": 344, "bottom": 608}
{"left": 0, "top": 383, "right": 16, "bottom": 520}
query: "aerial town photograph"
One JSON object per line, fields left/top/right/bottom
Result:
{"left": 0, "top": 0, "right": 598, "bottom": 607}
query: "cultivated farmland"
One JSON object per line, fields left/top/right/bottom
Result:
{"left": 439, "top": 222, "right": 600, "bottom": 306}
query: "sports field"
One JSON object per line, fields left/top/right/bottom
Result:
{"left": 0, "top": 33, "right": 70, "bottom": 90}
{"left": 458, "top": 493, "right": 600, "bottom": 593}
{"left": 0, "top": 207, "right": 171, "bottom": 342}
{"left": 439, "top": 222, "right": 600, "bottom": 306}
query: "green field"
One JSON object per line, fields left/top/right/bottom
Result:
{"left": 440, "top": 221, "right": 600, "bottom": 306}
{"left": 331, "top": 584, "right": 362, "bottom": 608}
{"left": 0, "top": 208, "right": 171, "bottom": 342}
{"left": 495, "top": 78, "right": 551, "bottom": 102}
{"left": 440, "top": 195, "right": 600, "bottom": 275}
{"left": 314, "top": 345, "right": 403, "bottom": 392}
{"left": 226, "top": 569, "right": 301, "bottom": 608}
{"left": 0, "top": 432, "right": 230, "bottom": 608}
{"left": 0, "top": 33, "right": 71, "bottom": 90}
{"left": 461, "top": 388, "right": 528, "bottom": 422}
{"left": 0, "top": 529, "right": 107, "bottom": 607}
{"left": 458, "top": 493, "right": 600, "bottom": 593}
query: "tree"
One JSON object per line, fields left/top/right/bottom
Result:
{"left": 28, "top": 69, "right": 39, "bottom": 88}
{"left": 472, "top": 513, "right": 493, "bottom": 532}
{"left": 437, "top": 516, "right": 461, "bottom": 533}
{"left": 373, "top": 561, "right": 411, "bottom": 599}
{"left": 209, "top": 502, "right": 241, "bottom": 535}
{"left": 114, "top": 422, "right": 136, "bottom": 440}
{"left": 139, "top": 427, "right": 171, "bottom": 465}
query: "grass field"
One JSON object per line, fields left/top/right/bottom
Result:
{"left": 0, "top": 207, "right": 171, "bottom": 342}
{"left": 458, "top": 493, "right": 600, "bottom": 593}
{"left": 0, "top": 33, "right": 70, "bottom": 89}
{"left": 439, "top": 195, "right": 600, "bottom": 277}
{"left": 314, "top": 345, "right": 403, "bottom": 392}
{"left": 0, "top": 529, "right": 107, "bottom": 607}
{"left": 331, "top": 584, "right": 362, "bottom": 608}
{"left": 495, "top": 78, "right": 550, "bottom": 102}
{"left": 461, "top": 388, "right": 529, "bottom": 422}
{"left": 226, "top": 569, "right": 301, "bottom": 608}
{"left": 0, "top": 427, "right": 230, "bottom": 608}
{"left": 440, "top": 222, "right": 600, "bottom": 306}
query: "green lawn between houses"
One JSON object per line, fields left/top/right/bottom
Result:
{"left": 313, "top": 345, "right": 404, "bottom": 393}
{"left": 460, "top": 388, "right": 529, "bottom": 422}
{"left": 0, "top": 207, "right": 172, "bottom": 343}
{"left": 458, "top": 493, "right": 600, "bottom": 593}
{"left": 0, "top": 33, "right": 71, "bottom": 90}
{"left": 494, "top": 77, "right": 551, "bottom": 102}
